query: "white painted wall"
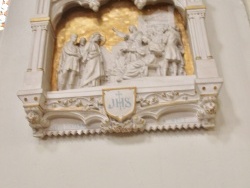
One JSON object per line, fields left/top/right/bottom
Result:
{"left": 0, "top": 0, "right": 250, "bottom": 187}
{"left": 244, "top": 0, "right": 250, "bottom": 19}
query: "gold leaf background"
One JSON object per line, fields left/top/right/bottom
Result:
{"left": 51, "top": 1, "right": 194, "bottom": 91}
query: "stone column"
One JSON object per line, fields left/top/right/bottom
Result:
{"left": 185, "top": 0, "right": 212, "bottom": 60}
{"left": 36, "top": 0, "right": 51, "bottom": 15}
{"left": 29, "top": 19, "right": 52, "bottom": 71}
{"left": 185, "top": 3, "right": 223, "bottom": 129}
{"left": 38, "top": 24, "right": 48, "bottom": 70}
{"left": 187, "top": 8, "right": 210, "bottom": 60}
{"left": 186, "top": 6, "right": 221, "bottom": 81}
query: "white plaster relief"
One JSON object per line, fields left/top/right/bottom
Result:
{"left": 17, "top": 0, "right": 223, "bottom": 138}
{"left": 57, "top": 9, "right": 186, "bottom": 90}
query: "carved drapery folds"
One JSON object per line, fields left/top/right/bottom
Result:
{"left": 17, "top": 0, "right": 223, "bottom": 138}
{"left": 56, "top": 8, "right": 188, "bottom": 91}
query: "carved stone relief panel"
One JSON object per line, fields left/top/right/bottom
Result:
{"left": 17, "top": 0, "right": 223, "bottom": 138}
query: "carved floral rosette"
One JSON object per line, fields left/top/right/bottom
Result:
{"left": 17, "top": 0, "right": 223, "bottom": 138}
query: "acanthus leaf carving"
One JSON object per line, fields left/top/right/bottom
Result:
{"left": 101, "top": 116, "right": 146, "bottom": 133}
{"left": 138, "top": 91, "right": 197, "bottom": 107}
{"left": 46, "top": 97, "right": 103, "bottom": 112}
{"left": 26, "top": 111, "right": 40, "bottom": 124}
{"left": 25, "top": 106, "right": 49, "bottom": 129}
{"left": 197, "top": 96, "right": 217, "bottom": 119}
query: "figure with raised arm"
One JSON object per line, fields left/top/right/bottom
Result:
{"left": 113, "top": 25, "right": 144, "bottom": 63}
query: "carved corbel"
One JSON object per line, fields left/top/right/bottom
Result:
{"left": 18, "top": 90, "right": 48, "bottom": 131}
{"left": 24, "top": 106, "right": 49, "bottom": 129}
{"left": 197, "top": 96, "right": 217, "bottom": 128}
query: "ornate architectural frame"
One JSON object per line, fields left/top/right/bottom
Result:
{"left": 0, "top": 0, "right": 9, "bottom": 30}
{"left": 17, "top": 0, "right": 223, "bottom": 138}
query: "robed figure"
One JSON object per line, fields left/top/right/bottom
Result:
{"left": 58, "top": 34, "right": 81, "bottom": 90}
{"left": 163, "top": 26, "right": 185, "bottom": 76}
{"left": 81, "top": 33, "right": 105, "bottom": 87}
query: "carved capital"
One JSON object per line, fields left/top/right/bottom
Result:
{"left": 187, "top": 9, "right": 206, "bottom": 19}
{"left": 31, "top": 22, "right": 50, "bottom": 32}
{"left": 31, "top": 25, "right": 38, "bottom": 32}
{"left": 188, "top": 12, "right": 205, "bottom": 19}
{"left": 41, "top": 25, "right": 48, "bottom": 31}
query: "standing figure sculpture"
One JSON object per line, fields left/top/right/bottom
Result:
{"left": 79, "top": 37, "right": 87, "bottom": 62}
{"left": 163, "top": 26, "right": 185, "bottom": 76}
{"left": 58, "top": 34, "right": 81, "bottom": 90}
{"left": 78, "top": 37, "right": 87, "bottom": 84}
{"left": 81, "top": 33, "right": 105, "bottom": 87}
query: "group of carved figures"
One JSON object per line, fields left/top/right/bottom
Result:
{"left": 113, "top": 25, "right": 186, "bottom": 81}
{"left": 58, "top": 33, "right": 105, "bottom": 90}
{"left": 58, "top": 24, "right": 186, "bottom": 90}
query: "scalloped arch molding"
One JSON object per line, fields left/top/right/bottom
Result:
{"left": 50, "top": 0, "right": 204, "bottom": 28}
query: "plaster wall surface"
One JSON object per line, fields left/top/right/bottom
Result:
{"left": 244, "top": 0, "right": 250, "bottom": 19}
{"left": 0, "top": 0, "right": 250, "bottom": 188}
